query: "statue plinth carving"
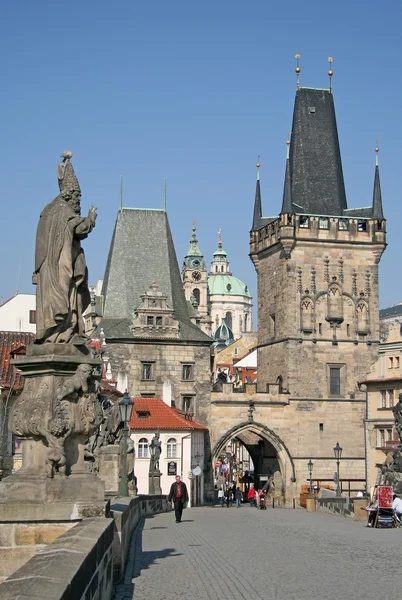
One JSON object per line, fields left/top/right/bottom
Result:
{"left": 0, "top": 152, "right": 105, "bottom": 520}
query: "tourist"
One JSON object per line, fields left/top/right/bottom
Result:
{"left": 218, "top": 487, "right": 224, "bottom": 507}
{"left": 168, "top": 475, "right": 189, "bottom": 523}
{"left": 248, "top": 485, "right": 256, "bottom": 506}
{"left": 235, "top": 487, "right": 242, "bottom": 508}
{"left": 392, "top": 493, "right": 402, "bottom": 519}
{"left": 224, "top": 486, "right": 231, "bottom": 508}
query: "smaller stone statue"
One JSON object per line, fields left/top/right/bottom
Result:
{"left": 149, "top": 431, "right": 162, "bottom": 472}
{"left": 392, "top": 393, "right": 402, "bottom": 443}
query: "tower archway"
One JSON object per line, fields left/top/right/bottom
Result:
{"left": 212, "top": 422, "right": 296, "bottom": 499}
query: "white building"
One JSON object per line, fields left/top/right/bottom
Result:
{"left": 129, "top": 391, "right": 207, "bottom": 506}
{"left": 0, "top": 293, "right": 36, "bottom": 333}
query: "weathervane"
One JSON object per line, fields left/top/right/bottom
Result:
{"left": 328, "top": 57, "right": 333, "bottom": 92}
{"left": 256, "top": 154, "right": 260, "bottom": 180}
{"left": 295, "top": 54, "right": 301, "bottom": 89}
{"left": 375, "top": 139, "right": 380, "bottom": 166}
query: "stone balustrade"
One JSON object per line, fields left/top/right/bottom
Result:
{"left": 0, "top": 495, "right": 169, "bottom": 600}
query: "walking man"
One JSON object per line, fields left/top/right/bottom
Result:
{"left": 168, "top": 475, "right": 189, "bottom": 523}
{"left": 235, "top": 487, "right": 242, "bottom": 508}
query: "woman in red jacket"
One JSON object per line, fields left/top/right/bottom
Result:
{"left": 247, "top": 485, "right": 256, "bottom": 506}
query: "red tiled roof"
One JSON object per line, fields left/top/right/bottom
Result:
{"left": 359, "top": 376, "right": 402, "bottom": 384}
{"left": 0, "top": 331, "right": 35, "bottom": 389}
{"left": 129, "top": 397, "right": 207, "bottom": 431}
{"left": 100, "top": 380, "right": 123, "bottom": 398}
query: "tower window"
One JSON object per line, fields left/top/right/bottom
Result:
{"left": 147, "top": 316, "right": 154, "bottom": 326}
{"left": 141, "top": 362, "right": 154, "bottom": 380}
{"left": 329, "top": 367, "right": 341, "bottom": 396}
{"left": 29, "top": 310, "right": 36, "bottom": 324}
{"left": 182, "top": 364, "right": 194, "bottom": 381}
{"left": 338, "top": 219, "right": 348, "bottom": 231}
{"left": 193, "top": 288, "right": 200, "bottom": 305}
{"left": 319, "top": 217, "right": 329, "bottom": 229}
{"left": 308, "top": 106, "right": 316, "bottom": 114}
{"left": 182, "top": 396, "right": 193, "bottom": 412}
{"left": 358, "top": 220, "right": 367, "bottom": 232}
{"left": 319, "top": 423, "right": 324, "bottom": 431}
{"left": 346, "top": 324, "right": 350, "bottom": 336}
{"left": 318, "top": 323, "right": 322, "bottom": 335}
{"left": 225, "top": 312, "right": 233, "bottom": 330}
{"left": 270, "top": 314, "right": 276, "bottom": 338}
{"left": 299, "top": 216, "right": 309, "bottom": 228}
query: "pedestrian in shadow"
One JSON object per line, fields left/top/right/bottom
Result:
{"left": 168, "top": 475, "right": 189, "bottom": 523}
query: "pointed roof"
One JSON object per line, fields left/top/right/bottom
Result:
{"left": 281, "top": 156, "right": 293, "bottom": 214}
{"left": 372, "top": 164, "right": 384, "bottom": 220}
{"left": 289, "top": 88, "right": 347, "bottom": 215}
{"left": 252, "top": 164, "right": 262, "bottom": 230}
{"left": 184, "top": 225, "right": 204, "bottom": 259}
{"left": 100, "top": 208, "right": 211, "bottom": 343}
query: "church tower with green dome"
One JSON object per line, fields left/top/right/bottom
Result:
{"left": 208, "top": 231, "right": 253, "bottom": 338}
{"left": 182, "top": 223, "right": 212, "bottom": 335}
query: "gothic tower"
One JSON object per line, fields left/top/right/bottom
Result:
{"left": 250, "top": 86, "right": 386, "bottom": 398}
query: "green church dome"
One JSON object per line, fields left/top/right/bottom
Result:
{"left": 208, "top": 275, "right": 251, "bottom": 297}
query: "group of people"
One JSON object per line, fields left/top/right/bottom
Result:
{"left": 218, "top": 485, "right": 242, "bottom": 508}
{"left": 247, "top": 484, "right": 267, "bottom": 507}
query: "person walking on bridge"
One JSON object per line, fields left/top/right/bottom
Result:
{"left": 168, "top": 475, "right": 189, "bottom": 523}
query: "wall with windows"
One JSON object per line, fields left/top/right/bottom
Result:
{"left": 0, "top": 294, "right": 36, "bottom": 333}
{"left": 106, "top": 341, "right": 211, "bottom": 427}
{"left": 130, "top": 430, "right": 204, "bottom": 506}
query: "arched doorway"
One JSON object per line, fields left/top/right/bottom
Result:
{"left": 212, "top": 422, "right": 296, "bottom": 501}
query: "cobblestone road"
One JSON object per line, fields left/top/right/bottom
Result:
{"left": 114, "top": 505, "right": 402, "bottom": 600}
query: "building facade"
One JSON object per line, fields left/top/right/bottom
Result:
{"left": 0, "top": 294, "right": 36, "bottom": 334}
{"left": 129, "top": 397, "right": 207, "bottom": 506}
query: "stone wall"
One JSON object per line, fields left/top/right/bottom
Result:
{"left": 316, "top": 496, "right": 356, "bottom": 518}
{"left": 0, "top": 495, "right": 169, "bottom": 599}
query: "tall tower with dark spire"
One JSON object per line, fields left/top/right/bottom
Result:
{"left": 182, "top": 222, "right": 211, "bottom": 334}
{"left": 250, "top": 74, "right": 387, "bottom": 401}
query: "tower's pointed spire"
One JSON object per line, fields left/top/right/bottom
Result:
{"left": 281, "top": 137, "right": 293, "bottom": 214}
{"left": 372, "top": 144, "right": 384, "bottom": 220}
{"left": 184, "top": 220, "right": 204, "bottom": 259}
{"left": 251, "top": 158, "right": 262, "bottom": 231}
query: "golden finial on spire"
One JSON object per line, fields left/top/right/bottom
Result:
{"left": 192, "top": 218, "right": 196, "bottom": 231}
{"left": 295, "top": 54, "right": 301, "bottom": 89}
{"left": 218, "top": 228, "right": 222, "bottom": 245}
{"left": 375, "top": 139, "right": 380, "bottom": 166}
{"left": 328, "top": 57, "right": 334, "bottom": 92}
{"left": 256, "top": 154, "right": 260, "bottom": 180}
{"left": 286, "top": 132, "right": 291, "bottom": 159}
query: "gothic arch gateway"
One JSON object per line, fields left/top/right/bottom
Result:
{"left": 212, "top": 421, "right": 296, "bottom": 498}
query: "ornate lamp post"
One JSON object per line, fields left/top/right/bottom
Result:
{"left": 333, "top": 441, "right": 342, "bottom": 497}
{"left": 149, "top": 440, "right": 156, "bottom": 496}
{"left": 118, "top": 390, "right": 134, "bottom": 498}
{"left": 307, "top": 459, "right": 314, "bottom": 497}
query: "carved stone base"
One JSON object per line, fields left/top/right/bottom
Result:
{"left": 149, "top": 471, "right": 162, "bottom": 495}
{"left": 98, "top": 444, "right": 120, "bottom": 496}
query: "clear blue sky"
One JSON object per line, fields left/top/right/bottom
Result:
{"left": 1, "top": 0, "right": 401, "bottom": 314}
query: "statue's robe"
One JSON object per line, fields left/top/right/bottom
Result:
{"left": 34, "top": 196, "right": 94, "bottom": 343}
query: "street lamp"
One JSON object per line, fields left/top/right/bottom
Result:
{"left": 118, "top": 390, "right": 134, "bottom": 497}
{"left": 333, "top": 441, "right": 342, "bottom": 497}
{"left": 307, "top": 459, "right": 314, "bottom": 497}
{"left": 149, "top": 438, "right": 156, "bottom": 495}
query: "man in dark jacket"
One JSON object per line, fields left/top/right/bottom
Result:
{"left": 168, "top": 475, "right": 189, "bottom": 523}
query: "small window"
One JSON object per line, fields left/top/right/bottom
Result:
{"left": 137, "top": 410, "right": 150, "bottom": 419}
{"left": 141, "top": 362, "right": 154, "bottom": 380}
{"left": 318, "top": 323, "right": 322, "bottom": 335}
{"left": 377, "top": 428, "right": 393, "bottom": 448}
{"left": 167, "top": 438, "right": 177, "bottom": 458}
{"left": 182, "top": 364, "right": 194, "bottom": 381}
{"left": 395, "top": 357, "right": 400, "bottom": 369}
{"left": 338, "top": 219, "right": 348, "bottom": 231}
{"left": 270, "top": 314, "right": 276, "bottom": 338}
{"left": 319, "top": 217, "right": 329, "bottom": 229}
{"left": 182, "top": 396, "right": 192, "bottom": 412}
{"left": 138, "top": 438, "right": 149, "bottom": 458}
{"left": 308, "top": 106, "right": 316, "bottom": 114}
{"left": 234, "top": 348, "right": 239, "bottom": 356}
{"left": 389, "top": 357, "right": 394, "bottom": 369}
{"left": 299, "top": 216, "right": 309, "bottom": 228}
{"left": 147, "top": 316, "right": 154, "bottom": 326}
{"left": 221, "top": 266, "right": 224, "bottom": 272}
{"left": 329, "top": 367, "right": 341, "bottom": 396}
{"left": 155, "top": 316, "right": 162, "bottom": 326}
{"left": 319, "top": 423, "right": 324, "bottom": 431}
{"left": 29, "top": 310, "right": 36, "bottom": 324}
{"left": 193, "top": 288, "right": 200, "bottom": 305}
{"left": 346, "top": 324, "right": 350, "bottom": 337}
{"left": 358, "top": 220, "right": 367, "bottom": 232}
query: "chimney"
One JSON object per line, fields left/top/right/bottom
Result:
{"left": 163, "top": 380, "right": 172, "bottom": 406}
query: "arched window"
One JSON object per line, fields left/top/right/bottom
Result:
{"left": 167, "top": 438, "right": 177, "bottom": 458}
{"left": 244, "top": 314, "right": 248, "bottom": 331}
{"left": 193, "top": 288, "right": 200, "bottom": 305}
{"left": 138, "top": 438, "right": 149, "bottom": 458}
{"left": 225, "top": 311, "right": 232, "bottom": 329}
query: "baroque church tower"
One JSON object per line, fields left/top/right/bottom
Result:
{"left": 182, "top": 224, "right": 212, "bottom": 336}
{"left": 250, "top": 84, "right": 386, "bottom": 398}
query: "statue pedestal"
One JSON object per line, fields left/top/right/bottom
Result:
{"left": 149, "top": 470, "right": 162, "bottom": 496}
{"left": 99, "top": 444, "right": 120, "bottom": 497}
{"left": 0, "top": 346, "right": 106, "bottom": 521}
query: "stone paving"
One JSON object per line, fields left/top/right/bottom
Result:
{"left": 114, "top": 504, "right": 402, "bottom": 600}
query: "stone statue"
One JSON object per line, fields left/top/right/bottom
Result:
{"left": 33, "top": 150, "right": 97, "bottom": 344}
{"left": 392, "top": 393, "right": 402, "bottom": 443}
{"left": 149, "top": 431, "right": 162, "bottom": 472}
